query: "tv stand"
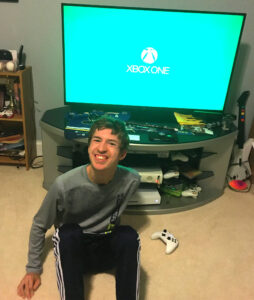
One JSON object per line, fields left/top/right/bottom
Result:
{"left": 40, "top": 107, "right": 237, "bottom": 214}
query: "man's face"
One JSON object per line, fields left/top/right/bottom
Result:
{"left": 88, "top": 128, "right": 126, "bottom": 172}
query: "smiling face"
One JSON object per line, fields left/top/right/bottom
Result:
{"left": 87, "top": 128, "right": 127, "bottom": 183}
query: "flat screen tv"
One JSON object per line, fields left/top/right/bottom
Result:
{"left": 61, "top": 4, "right": 246, "bottom": 120}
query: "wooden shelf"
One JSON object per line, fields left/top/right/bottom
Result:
{"left": 0, "top": 69, "right": 28, "bottom": 79}
{"left": 0, "top": 155, "right": 25, "bottom": 165}
{"left": 0, "top": 67, "right": 36, "bottom": 169}
{"left": 0, "top": 114, "right": 23, "bottom": 122}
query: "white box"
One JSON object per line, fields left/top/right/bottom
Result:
{"left": 128, "top": 188, "right": 161, "bottom": 206}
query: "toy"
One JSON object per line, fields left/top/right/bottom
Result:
{"left": 151, "top": 229, "right": 179, "bottom": 254}
{"left": 227, "top": 138, "right": 254, "bottom": 181}
{"left": 228, "top": 179, "right": 249, "bottom": 192}
{"left": 227, "top": 91, "right": 253, "bottom": 182}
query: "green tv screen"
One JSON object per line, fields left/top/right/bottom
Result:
{"left": 62, "top": 4, "right": 245, "bottom": 112}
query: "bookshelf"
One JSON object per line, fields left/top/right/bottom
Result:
{"left": 0, "top": 67, "right": 36, "bottom": 169}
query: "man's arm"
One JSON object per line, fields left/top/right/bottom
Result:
{"left": 17, "top": 180, "right": 61, "bottom": 298}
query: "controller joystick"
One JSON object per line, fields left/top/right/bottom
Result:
{"left": 151, "top": 229, "right": 179, "bottom": 254}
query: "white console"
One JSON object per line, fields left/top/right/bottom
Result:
{"left": 128, "top": 187, "right": 161, "bottom": 206}
{"left": 134, "top": 167, "right": 163, "bottom": 184}
{"left": 129, "top": 167, "right": 163, "bottom": 206}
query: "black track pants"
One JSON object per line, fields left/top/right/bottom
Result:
{"left": 52, "top": 224, "right": 141, "bottom": 300}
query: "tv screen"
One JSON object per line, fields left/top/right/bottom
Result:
{"left": 61, "top": 4, "right": 245, "bottom": 114}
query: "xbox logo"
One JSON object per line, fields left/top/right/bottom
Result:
{"left": 141, "top": 47, "right": 158, "bottom": 64}
{"left": 126, "top": 47, "right": 170, "bottom": 75}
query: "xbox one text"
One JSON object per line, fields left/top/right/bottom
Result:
{"left": 126, "top": 65, "right": 170, "bottom": 75}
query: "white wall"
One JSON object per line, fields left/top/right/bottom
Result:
{"left": 0, "top": 0, "right": 253, "bottom": 140}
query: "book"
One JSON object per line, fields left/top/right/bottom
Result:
{"left": 0, "top": 138, "right": 24, "bottom": 151}
{"left": 0, "top": 134, "right": 23, "bottom": 144}
{"left": 174, "top": 112, "right": 205, "bottom": 126}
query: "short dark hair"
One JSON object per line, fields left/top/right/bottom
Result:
{"left": 88, "top": 116, "right": 129, "bottom": 153}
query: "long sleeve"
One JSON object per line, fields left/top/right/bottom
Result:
{"left": 26, "top": 180, "right": 62, "bottom": 274}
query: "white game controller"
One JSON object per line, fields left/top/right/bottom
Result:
{"left": 171, "top": 152, "right": 189, "bottom": 162}
{"left": 181, "top": 189, "right": 199, "bottom": 198}
{"left": 151, "top": 229, "right": 179, "bottom": 254}
{"left": 181, "top": 186, "right": 202, "bottom": 199}
{"left": 163, "top": 170, "right": 180, "bottom": 179}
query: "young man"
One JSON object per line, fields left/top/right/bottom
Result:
{"left": 17, "top": 116, "right": 141, "bottom": 300}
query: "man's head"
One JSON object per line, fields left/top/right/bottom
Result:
{"left": 87, "top": 117, "right": 129, "bottom": 182}
{"left": 88, "top": 116, "right": 129, "bottom": 154}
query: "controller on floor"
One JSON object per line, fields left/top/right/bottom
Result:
{"left": 151, "top": 229, "right": 179, "bottom": 254}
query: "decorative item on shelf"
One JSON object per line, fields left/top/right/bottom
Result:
{"left": 0, "top": 78, "right": 15, "bottom": 118}
{"left": 0, "top": 49, "right": 18, "bottom": 72}
{"left": 0, "top": 108, "right": 14, "bottom": 119}
{"left": 0, "top": 45, "right": 24, "bottom": 72}
{"left": 13, "top": 80, "right": 21, "bottom": 114}
{"left": 0, "top": 85, "right": 5, "bottom": 110}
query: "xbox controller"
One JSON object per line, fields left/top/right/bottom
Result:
{"left": 181, "top": 186, "right": 202, "bottom": 198}
{"left": 151, "top": 229, "right": 179, "bottom": 254}
{"left": 171, "top": 152, "right": 189, "bottom": 162}
{"left": 181, "top": 189, "right": 199, "bottom": 198}
{"left": 163, "top": 170, "right": 180, "bottom": 179}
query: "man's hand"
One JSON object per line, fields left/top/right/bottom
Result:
{"left": 17, "top": 272, "right": 41, "bottom": 299}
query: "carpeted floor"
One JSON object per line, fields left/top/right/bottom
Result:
{"left": 1, "top": 165, "right": 254, "bottom": 300}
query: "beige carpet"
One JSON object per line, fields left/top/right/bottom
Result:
{"left": 1, "top": 165, "right": 254, "bottom": 300}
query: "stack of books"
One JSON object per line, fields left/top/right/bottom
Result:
{"left": 0, "top": 134, "right": 25, "bottom": 157}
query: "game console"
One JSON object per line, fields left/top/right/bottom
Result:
{"left": 134, "top": 167, "right": 163, "bottom": 184}
{"left": 151, "top": 229, "right": 179, "bottom": 254}
{"left": 128, "top": 187, "right": 161, "bottom": 206}
{"left": 128, "top": 167, "right": 163, "bottom": 206}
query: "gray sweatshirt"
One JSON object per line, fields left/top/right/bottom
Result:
{"left": 26, "top": 164, "right": 140, "bottom": 274}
